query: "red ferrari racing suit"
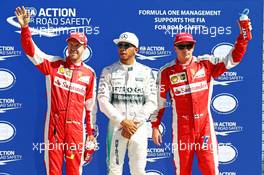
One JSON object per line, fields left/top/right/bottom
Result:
{"left": 21, "top": 26, "right": 97, "bottom": 175}
{"left": 151, "top": 34, "right": 248, "bottom": 175}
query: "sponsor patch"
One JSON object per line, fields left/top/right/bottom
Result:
{"left": 57, "top": 66, "right": 73, "bottom": 79}
{"left": 193, "top": 68, "right": 205, "bottom": 79}
{"left": 173, "top": 81, "right": 208, "bottom": 96}
{"left": 169, "top": 72, "right": 187, "bottom": 84}
{"left": 112, "top": 72, "right": 123, "bottom": 79}
{"left": 54, "top": 76, "right": 86, "bottom": 96}
{"left": 135, "top": 77, "right": 144, "bottom": 81}
{"left": 78, "top": 76, "right": 90, "bottom": 84}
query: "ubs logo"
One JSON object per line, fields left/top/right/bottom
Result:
{"left": 0, "top": 69, "right": 16, "bottom": 91}
{"left": 211, "top": 93, "right": 238, "bottom": 114}
{"left": 211, "top": 42, "right": 233, "bottom": 58}
{"left": 218, "top": 143, "right": 238, "bottom": 164}
{"left": 0, "top": 121, "right": 16, "bottom": 143}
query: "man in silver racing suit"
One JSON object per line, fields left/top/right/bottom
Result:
{"left": 97, "top": 32, "right": 157, "bottom": 175}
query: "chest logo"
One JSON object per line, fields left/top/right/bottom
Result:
{"left": 57, "top": 66, "right": 73, "bottom": 79}
{"left": 78, "top": 76, "right": 90, "bottom": 84}
{"left": 193, "top": 68, "right": 205, "bottom": 79}
{"left": 170, "top": 72, "right": 187, "bottom": 84}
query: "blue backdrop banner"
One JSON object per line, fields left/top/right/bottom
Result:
{"left": 0, "top": 0, "right": 262, "bottom": 175}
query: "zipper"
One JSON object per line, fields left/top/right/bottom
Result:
{"left": 125, "top": 69, "right": 129, "bottom": 119}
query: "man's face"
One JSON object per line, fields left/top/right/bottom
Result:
{"left": 117, "top": 42, "right": 138, "bottom": 61}
{"left": 174, "top": 42, "right": 195, "bottom": 63}
{"left": 67, "top": 39, "right": 86, "bottom": 63}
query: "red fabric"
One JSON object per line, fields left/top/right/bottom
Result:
{"left": 174, "top": 33, "right": 196, "bottom": 44}
{"left": 21, "top": 26, "right": 96, "bottom": 175}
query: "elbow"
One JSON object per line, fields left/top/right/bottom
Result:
{"left": 97, "top": 96, "right": 108, "bottom": 114}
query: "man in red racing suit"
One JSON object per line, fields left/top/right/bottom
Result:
{"left": 151, "top": 22, "right": 252, "bottom": 174}
{"left": 15, "top": 6, "right": 97, "bottom": 175}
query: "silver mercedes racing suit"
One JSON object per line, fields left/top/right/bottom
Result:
{"left": 97, "top": 61, "right": 157, "bottom": 175}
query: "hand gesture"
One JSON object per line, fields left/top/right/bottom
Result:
{"left": 120, "top": 119, "right": 139, "bottom": 136}
{"left": 15, "top": 6, "right": 30, "bottom": 28}
{"left": 84, "top": 135, "right": 97, "bottom": 164}
{"left": 152, "top": 127, "right": 162, "bottom": 146}
{"left": 121, "top": 129, "right": 133, "bottom": 139}
{"left": 87, "top": 135, "right": 97, "bottom": 144}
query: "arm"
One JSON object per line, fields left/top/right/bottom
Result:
{"left": 203, "top": 21, "right": 251, "bottom": 78}
{"left": 134, "top": 69, "right": 158, "bottom": 122}
{"left": 151, "top": 68, "right": 169, "bottom": 128}
{"left": 85, "top": 71, "right": 97, "bottom": 136}
{"left": 97, "top": 67, "right": 125, "bottom": 127}
{"left": 16, "top": 6, "right": 61, "bottom": 75}
{"left": 84, "top": 71, "right": 97, "bottom": 163}
{"left": 120, "top": 69, "right": 158, "bottom": 139}
{"left": 151, "top": 68, "right": 169, "bottom": 146}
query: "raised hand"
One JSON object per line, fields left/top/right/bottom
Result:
{"left": 15, "top": 6, "right": 30, "bottom": 28}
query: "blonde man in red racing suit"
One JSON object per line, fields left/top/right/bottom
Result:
{"left": 152, "top": 22, "right": 252, "bottom": 175}
{"left": 15, "top": 6, "right": 97, "bottom": 175}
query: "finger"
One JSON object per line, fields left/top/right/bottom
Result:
{"left": 125, "top": 135, "right": 131, "bottom": 139}
{"left": 248, "top": 23, "right": 252, "bottom": 31}
{"left": 237, "top": 21, "right": 242, "bottom": 34}
{"left": 125, "top": 133, "right": 131, "bottom": 139}
{"left": 14, "top": 11, "right": 19, "bottom": 17}
{"left": 18, "top": 7, "right": 23, "bottom": 15}
{"left": 132, "top": 124, "right": 138, "bottom": 130}
{"left": 26, "top": 11, "right": 31, "bottom": 18}
{"left": 125, "top": 129, "right": 133, "bottom": 135}
{"left": 153, "top": 137, "right": 157, "bottom": 145}
{"left": 14, "top": 8, "right": 18, "bottom": 16}
{"left": 15, "top": 7, "right": 21, "bottom": 16}
{"left": 22, "top": 6, "right": 26, "bottom": 14}
{"left": 133, "top": 121, "right": 140, "bottom": 125}
{"left": 130, "top": 127, "right": 137, "bottom": 134}
{"left": 25, "top": 8, "right": 31, "bottom": 19}
{"left": 125, "top": 125, "right": 137, "bottom": 132}
{"left": 122, "top": 131, "right": 131, "bottom": 139}
{"left": 89, "top": 137, "right": 95, "bottom": 143}
{"left": 132, "top": 125, "right": 138, "bottom": 130}
{"left": 130, "top": 128, "right": 136, "bottom": 134}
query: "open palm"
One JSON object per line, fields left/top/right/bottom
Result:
{"left": 15, "top": 6, "right": 30, "bottom": 28}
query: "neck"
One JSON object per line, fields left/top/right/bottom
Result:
{"left": 69, "top": 57, "right": 82, "bottom": 66}
{"left": 178, "top": 56, "right": 192, "bottom": 65}
{"left": 120, "top": 57, "right": 135, "bottom": 65}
